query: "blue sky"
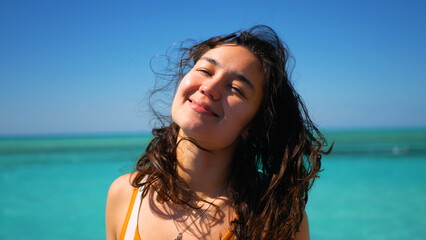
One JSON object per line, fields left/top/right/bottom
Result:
{"left": 1, "top": 0, "right": 425, "bottom": 135}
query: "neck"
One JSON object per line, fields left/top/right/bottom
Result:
{"left": 175, "top": 135, "right": 234, "bottom": 199}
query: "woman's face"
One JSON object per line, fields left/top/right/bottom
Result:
{"left": 171, "top": 44, "right": 264, "bottom": 150}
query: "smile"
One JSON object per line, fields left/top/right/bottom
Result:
{"left": 188, "top": 99, "right": 219, "bottom": 117}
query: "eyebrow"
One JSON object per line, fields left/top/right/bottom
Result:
{"left": 199, "top": 57, "right": 256, "bottom": 92}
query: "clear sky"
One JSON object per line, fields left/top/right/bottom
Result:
{"left": 1, "top": 0, "right": 425, "bottom": 135}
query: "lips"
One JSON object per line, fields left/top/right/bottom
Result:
{"left": 188, "top": 98, "right": 219, "bottom": 117}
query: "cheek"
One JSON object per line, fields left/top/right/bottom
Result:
{"left": 227, "top": 101, "right": 259, "bottom": 129}
{"left": 171, "top": 77, "right": 195, "bottom": 120}
{"left": 172, "top": 77, "right": 191, "bottom": 105}
{"left": 171, "top": 88, "right": 184, "bottom": 121}
{"left": 175, "top": 75, "right": 199, "bottom": 98}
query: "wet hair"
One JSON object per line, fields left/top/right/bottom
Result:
{"left": 133, "top": 25, "right": 332, "bottom": 240}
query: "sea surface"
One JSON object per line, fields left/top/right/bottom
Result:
{"left": 0, "top": 129, "right": 425, "bottom": 240}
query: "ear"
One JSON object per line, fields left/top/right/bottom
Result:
{"left": 241, "top": 127, "right": 249, "bottom": 139}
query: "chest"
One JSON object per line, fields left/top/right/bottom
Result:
{"left": 137, "top": 190, "right": 235, "bottom": 240}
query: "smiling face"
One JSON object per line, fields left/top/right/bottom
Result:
{"left": 171, "top": 45, "right": 264, "bottom": 150}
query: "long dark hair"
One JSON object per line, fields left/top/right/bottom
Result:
{"left": 133, "top": 25, "right": 332, "bottom": 240}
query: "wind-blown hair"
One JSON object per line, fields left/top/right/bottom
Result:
{"left": 133, "top": 25, "right": 332, "bottom": 240}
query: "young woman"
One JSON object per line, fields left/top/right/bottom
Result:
{"left": 106, "top": 25, "right": 331, "bottom": 240}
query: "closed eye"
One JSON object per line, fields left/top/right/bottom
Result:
{"left": 231, "top": 85, "right": 245, "bottom": 97}
{"left": 198, "top": 69, "right": 212, "bottom": 76}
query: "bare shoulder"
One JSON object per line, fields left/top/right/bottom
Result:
{"left": 108, "top": 173, "right": 136, "bottom": 199}
{"left": 106, "top": 173, "right": 137, "bottom": 240}
{"left": 295, "top": 210, "right": 310, "bottom": 240}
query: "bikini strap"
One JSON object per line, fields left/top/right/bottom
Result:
{"left": 119, "top": 177, "right": 147, "bottom": 240}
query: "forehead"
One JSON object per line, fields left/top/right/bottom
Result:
{"left": 198, "top": 45, "right": 263, "bottom": 82}
{"left": 200, "top": 45, "right": 260, "bottom": 68}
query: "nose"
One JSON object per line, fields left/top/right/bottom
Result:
{"left": 199, "top": 79, "right": 221, "bottom": 101}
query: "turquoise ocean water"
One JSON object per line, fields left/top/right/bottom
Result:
{"left": 0, "top": 129, "right": 425, "bottom": 239}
